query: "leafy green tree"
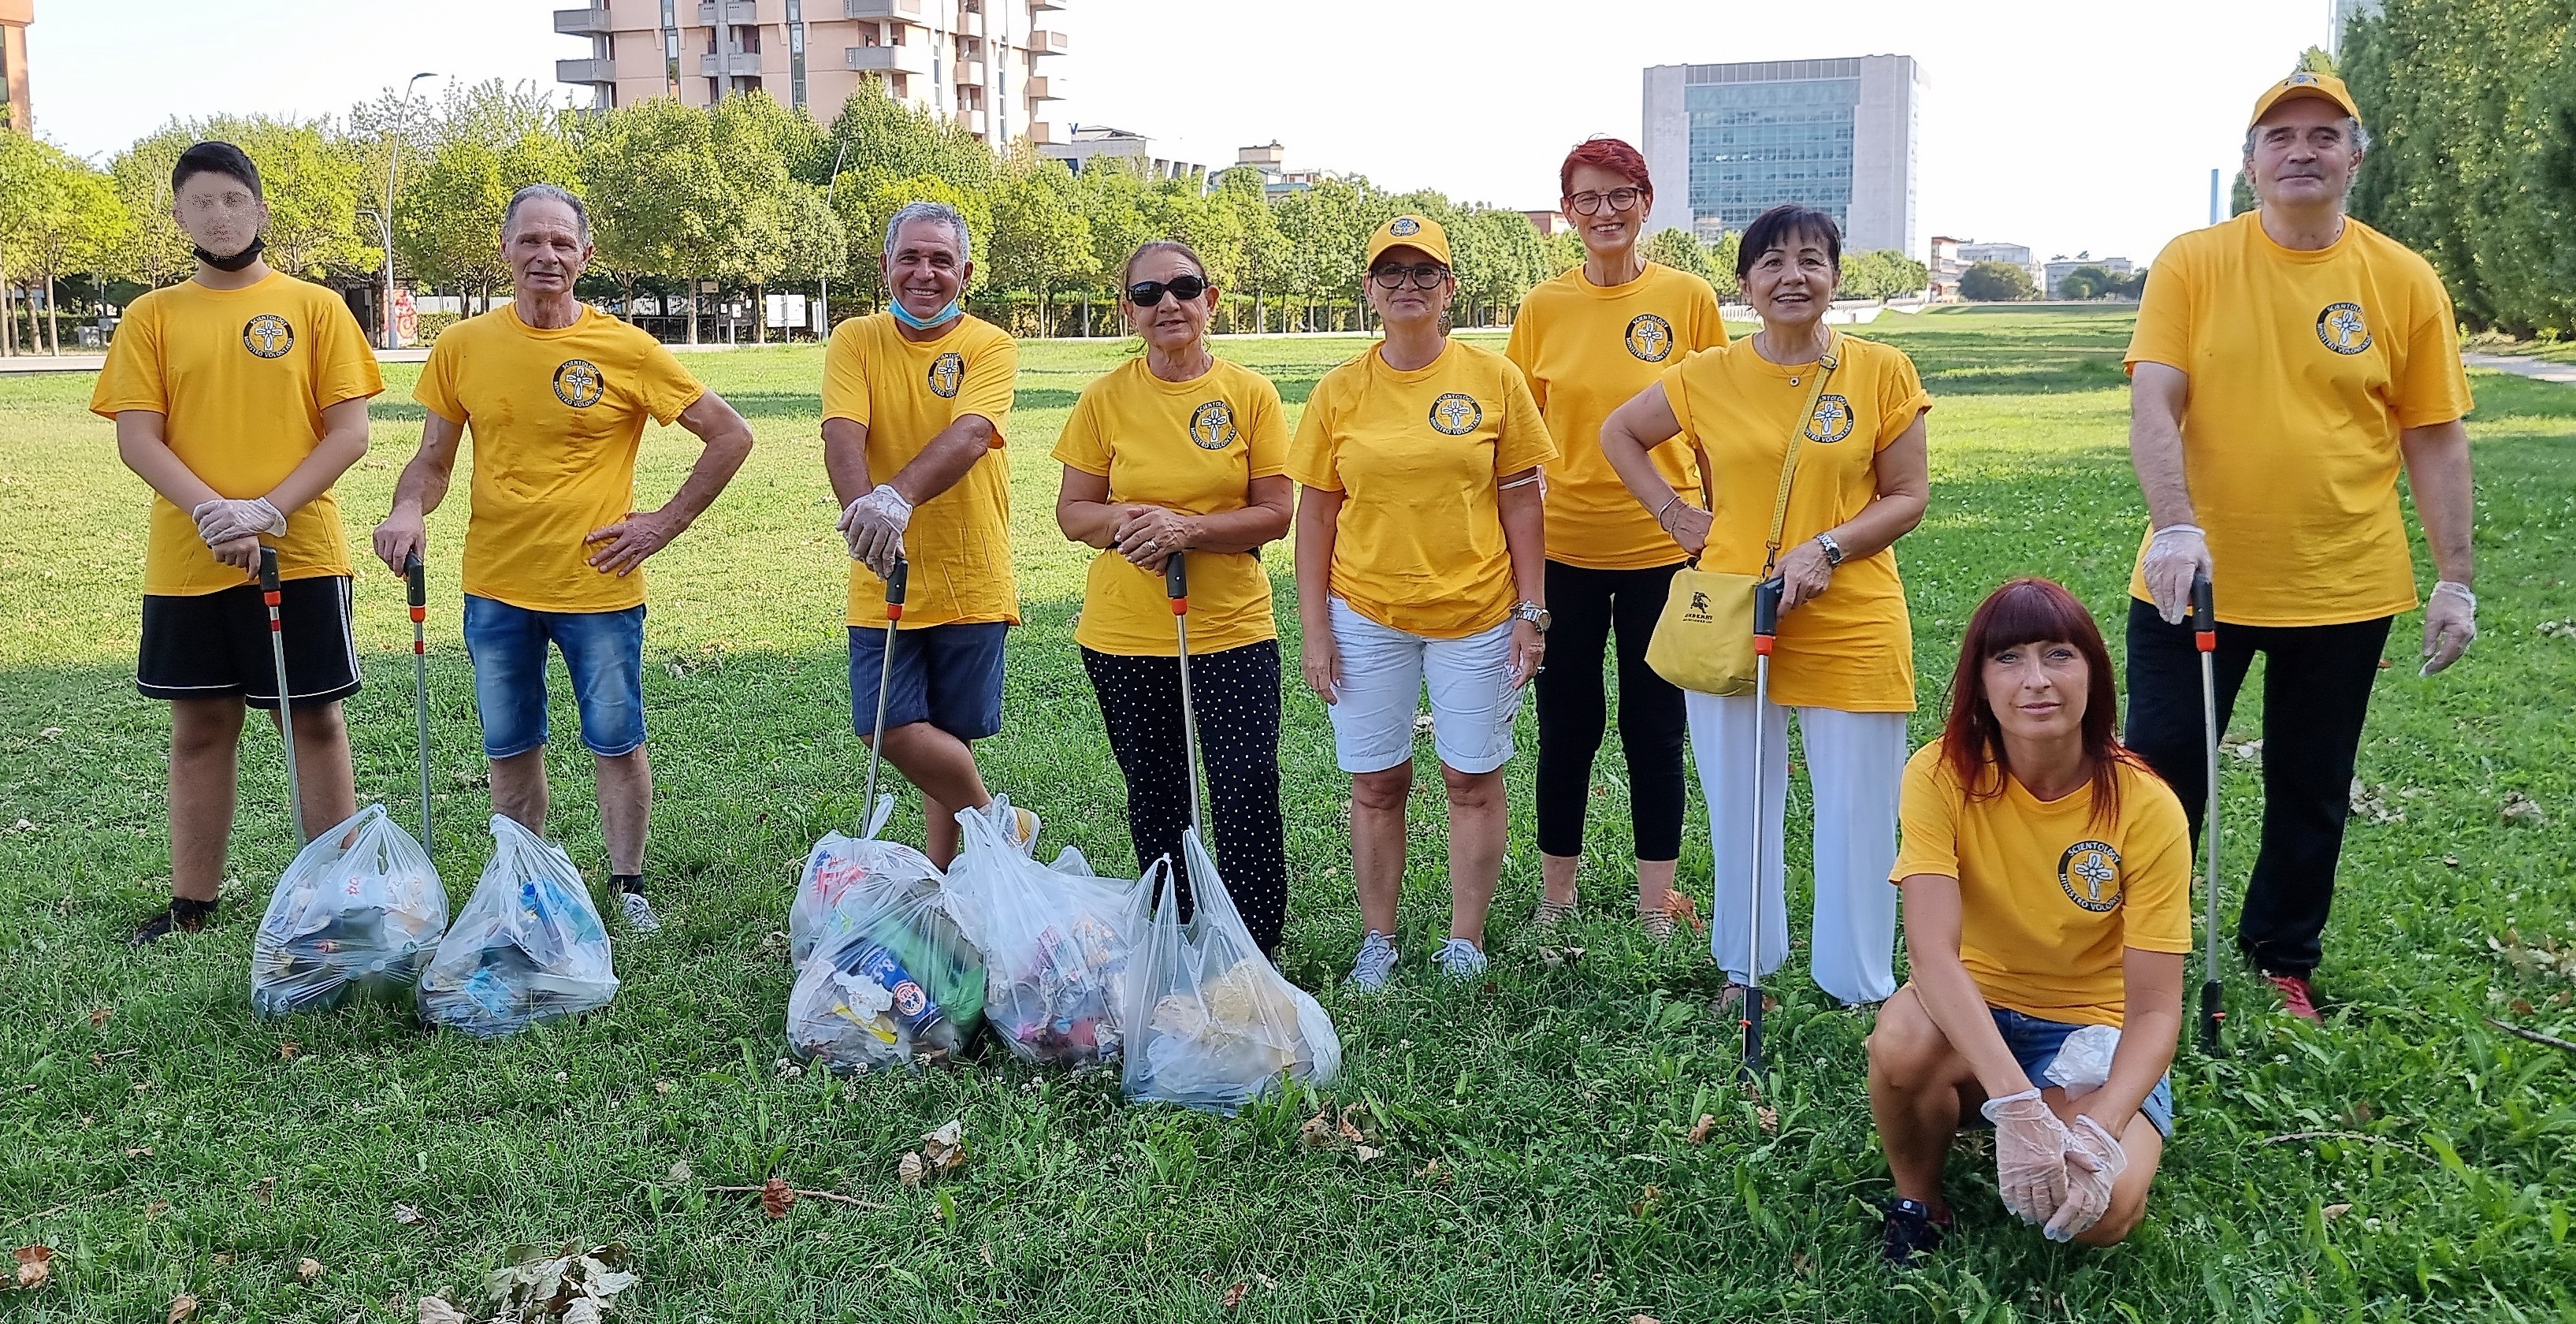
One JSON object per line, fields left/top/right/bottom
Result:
{"left": 105, "top": 128, "right": 194, "bottom": 292}
{"left": 987, "top": 158, "right": 1094, "bottom": 336}
{"left": 186, "top": 115, "right": 374, "bottom": 281}
{"left": 835, "top": 171, "right": 991, "bottom": 311}
{"left": 1960, "top": 260, "right": 2035, "bottom": 302}
{"left": 1641, "top": 227, "right": 1709, "bottom": 281}
{"left": 12, "top": 145, "right": 130, "bottom": 352}
{"left": 578, "top": 96, "right": 742, "bottom": 340}
{"left": 1705, "top": 232, "right": 1742, "bottom": 299}
{"left": 0, "top": 132, "right": 58, "bottom": 354}
{"left": 1216, "top": 167, "right": 1288, "bottom": 333}
{"left": 393, "top": 80, "right": 578, "bottom": 315}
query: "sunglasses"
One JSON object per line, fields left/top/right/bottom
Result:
{"left": 1567, "top": 187, "right": 1644, "bottom": 216}
{"left": 1369, "top": 262, "right": 1449, "bottom": 289}
{"left": 1126, "top": 274, "right": 1210, "bottom": 306}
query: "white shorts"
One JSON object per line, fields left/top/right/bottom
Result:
{"left": 1322, "top": 597, "right": 1522, "bottom": 775}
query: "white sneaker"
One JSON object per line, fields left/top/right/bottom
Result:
{"left": 988, "top": 800, "right": 1041, "bottom": 855}
{"left": 1349, "top": 931, "right": 1399, "bottom": 992}
{"left": 618, "top": 890, "right": 662, "bottom": 935}
{"left": 1435, "top": 938, "right": 1487, "bottom": 980}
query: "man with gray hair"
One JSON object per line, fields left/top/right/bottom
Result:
{"left": 2122, "top": 70, "right": 2476, "bottom": 1023}
{"left": 373, "top": 184, "right": 756, "bottom": 933}
{"left": 821, "top": 200, "right": 1036, "bottom": 867}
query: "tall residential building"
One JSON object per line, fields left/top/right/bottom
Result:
{"left": 553, "top": 0, "right": 1069, "bottom": 145}
{"left": 1641, "top": 55, "right": 1919, "bottom": 256}
{"left": 0, "top": 0, "right": 31, "bottom": 136}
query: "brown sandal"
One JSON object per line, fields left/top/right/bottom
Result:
{"left": 1533, "top": 895, "right": 1578, "bottom": 928}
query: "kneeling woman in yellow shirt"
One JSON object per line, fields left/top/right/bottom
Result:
{"left": 1055, "top": 240, "right": 1295, "bottom": 954}
{"left": 1867, "top": 578, "right": 2191, "bottom": 1263}
{"left": 1289, "top": 214, "right": 1558, "bottom": 990}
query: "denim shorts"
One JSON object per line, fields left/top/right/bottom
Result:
{"left": 1972, "top": 1006, "right": 2175, "bottom": 1138}
{"left": 462, "top": 595, "right": 648, "bottom": 758}
{"left": 848, "top": 620, "right": 1008, "bottom": 742}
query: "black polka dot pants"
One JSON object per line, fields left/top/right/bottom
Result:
{"left": 1080, "top": 641, "right": 1288, "bottom": 955}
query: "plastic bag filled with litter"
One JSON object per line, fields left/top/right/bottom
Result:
{"left": 790, "top": 794, "right": 943, "bottom": 965}
{"left": 941, "top": 797, "right": 1135, "bottom": 1068}
{"left": 1122, "top": 827, "right": 1340, "bottom": 1113}
{"left": 251, "top": 804, "right": 448, "bottom": 1017}
{"left": 787, "top": 873, "right": 987, "bottom": 1071}
{"left": 418, "top": 815, "right": 619, "bottom": 1037}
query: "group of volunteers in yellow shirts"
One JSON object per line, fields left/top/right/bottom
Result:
{"left": 99, "top": 67, "right": 2479, "bottom": 1266}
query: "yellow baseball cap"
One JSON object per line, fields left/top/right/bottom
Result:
{"left": 2249, "top": 70, "right": 2362, "bottom": 129}
{"left": 1366, "top": 214, "right": 1452, "bottom": 269}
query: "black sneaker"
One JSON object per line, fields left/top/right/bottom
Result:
{"left": 1883, "top": 1197, "right": 1951, "bottom": 1266}
{"left": 131, "top": 897, "right": 217, "bottom": 946}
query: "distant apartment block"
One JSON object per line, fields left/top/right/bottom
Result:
{"left": 1, "top": 0, "right": 32, "bottom": 136}
{"left": 2044, "top": 255, "right": 2133, "bottom": 298}
{"left": 1039, "top": 124, "right": 1206, "bottom": 180}
{"left": 1217, "top": 142, "right": 1337, "bottom": 199}
{"left": 1642, "top": 55, "right": 1919, "bottom": 255}
{"left": 553, "top": 0, "right": 1068, "bottom": 145}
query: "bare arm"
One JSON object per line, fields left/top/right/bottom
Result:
{"left": 893, "top": 415, "right": 998, "bottom": 505}
{"left": 583, "top": 389, "right": 758, "bottom": 576}
{"left": 1498, "top": 467, "right": 1548, "bottom": 686}
{"left": 370, "top": 411, "right": 467, "bottom": 573}
{"left": 2399, "top": 418, "right": 2475, "bottom": 586}
{"left": 823, "top": 417, "right": 872, "bottom": 508}
{"left": 1294, "top": 485, "right": 1344, "bottom": 704}
{"left": 1057, "top": 467, "right": 1145, "bottom": 549}
{"left": 2127, "top": 362, "right": 2195, "bottom": 528}
{"left": 1898, "top": 873, "right": 2035, "bottom": 1098}
{"left": 2073, "top": 948, "right": 2184, "bottom": 1140}
{"left": 1773, "top": 411, "right": 1929, "bottom": 612}
{"left": 1078, "top": 474, "right": 1295, "bottom": 571}
{"left": 263, "top": 396, "right": 370, "bottom": 518}
{"left": 1598, "top": 382, "right": 1702, "bottom": 551}
{"left": 114, "top": 410, "right": 259, "bottom": 572}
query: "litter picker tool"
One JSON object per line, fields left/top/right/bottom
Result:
{"left": 258, "top": 546, "right": 307, "bottom": 843}
{"left": 406, "top": 552, "right": 433, "bottom": 858}
{"left": 1165, "top": 552, "right": 1209, "bottom": 839}
{"left": 860, "top": 556, "right": 909, "bottom": 821}
{"left": 1739, "top": 575, "right": 1786, "bottom": 1084}
{"left": 2193, "top": 571, "right": 2225, "bottom": 1054}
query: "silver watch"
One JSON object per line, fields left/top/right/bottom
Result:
{"left": 1814, "top": 532, "right": 1846, "bottom": 566}
{"left": 1511, "top": 601, "right": 1552, "bottom": 633}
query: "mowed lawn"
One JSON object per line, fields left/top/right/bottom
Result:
{"left": 1, "top": 307, "right": 2572, "bottom": 1322}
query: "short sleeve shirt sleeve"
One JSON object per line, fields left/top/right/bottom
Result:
{"left": 630, "top": 340, "right": 705, "bottom": 426}
{"left": 1050, "top": 389, "right": 1110, "bottom": 476}
{"left": 1656, "top": 359, "right": 1697, "bottom": 448}
{"left": 1495, "top": 363, "right": 1558, "bottom": 473}
{"left": 1873, "top": 346, "right": 1932, "bottom": 452}
{"left": 90, "top": 302, "right": 167, "bottom": 417}
{"left": 954, "top": 335, "right": 1017, "bottom": 444}
{"left": 820, "top": 328, "right": 871, "bottom": 428}
{"left": 311, "top": 295, "right": 387, "bottom": 409}
{"left": 1286, "top": 377, "right": 1341, "bottom": 491}
{"left": 2115, "top": 775, "right": 2195, "bottom": 954}
{"left": 412, "top": 336, "right": 467, "bottom": 424}
{"left": 2395, "top": 273, "right": 2474, "bottom": 428}
{"left": 1244, "top": 375, "right": 1291, "bottom": 481}
{"left": 1890, "top": 749, "right": 1962, "bottom": 883}
{"left": 1685, "top": 277, "right": 1730, "bottom": 354}
{"left": 2124, "top": 250, "right": 2192, "bottom": 373}
{"left": 1504, "top": 308, "right": 1542, "bottom": 408}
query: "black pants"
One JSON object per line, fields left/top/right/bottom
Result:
{"left": 1081, "top": 641, "right": 1288, "bottom": 954}
{"left": 2123, "top": 599, "right": 2391, "bottom": 978}
{"left": 1533, "top": 560, "right": 1689, "bottom": 862}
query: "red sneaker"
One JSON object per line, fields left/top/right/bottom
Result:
{"left": 2266, "top": 973, "right": 2322, "bottom": 1023}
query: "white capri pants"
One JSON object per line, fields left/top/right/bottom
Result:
{"left": 1686, "top": 691, "right": 1906, "bottom": 1005}
{"left": 1324, "top": 597, "right": 1523, "bottom": 775}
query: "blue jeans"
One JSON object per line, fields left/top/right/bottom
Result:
{"left": 462, "top": 595, "right": 648, "bottom": 758}
{"left": 847, "top": 621, "right": 1008, "bottom": 742}
{"left": 1975, "top": 1006, "right": 2176, "bottom": 1138}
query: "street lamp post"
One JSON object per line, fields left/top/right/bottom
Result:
{"left": 818, "top": 137, "right": 849, "bottom": 340}
{"left": 378, "top": 72, "right": 439, "bottom": 350}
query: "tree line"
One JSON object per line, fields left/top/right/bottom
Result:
{"left": 0, "top": 78, "right": 1929, "bottom": 353}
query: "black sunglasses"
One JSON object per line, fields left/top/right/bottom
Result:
{"left": 1370, "top": 262, "right": 1449, "bottom": 289}
{"left": 1127, "top": 274, "right": 1210, "bottom": 306}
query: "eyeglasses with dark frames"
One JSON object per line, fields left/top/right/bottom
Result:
{"left": 1567, "top": 187, "right": 1645, "bottom": 216}
{"left": 1369, "top": 262, "right": 1449, "bottom": 290}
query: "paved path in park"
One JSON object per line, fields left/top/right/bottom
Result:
{"left": 2463, "top": 351, "right": 2576, "bottom": 384}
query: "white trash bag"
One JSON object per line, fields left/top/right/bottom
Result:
{"left": 941, "top": 797, "right": 1135, "bottom": 1068}
{"left": 790, "top": 794, "right": 943, "bottom": 965}
{"left": 251, "top": 804, "right": 448, "bottom": 1017}
{"left": 418, "top": 815, "right": 619, "bottom": 1037}
{"left": 786, "top": 875, "right": 986, "bottom": 1071}
{"left": 1122, "top": 827, "right": 1340, "bottom": 1113}
{"left": 2044, "top": 1024, "right": 2123, "bottom": 1099}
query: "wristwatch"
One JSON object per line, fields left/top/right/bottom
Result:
{"left": 1814, "top": 532, "right": 1846, "bottom": 567}
{"left": 1511, "top": 601, "right": 1552, "bottom": 633}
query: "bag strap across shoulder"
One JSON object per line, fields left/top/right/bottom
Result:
{"left": 1761, "top": 333, "right": 1842, "bottom": 575}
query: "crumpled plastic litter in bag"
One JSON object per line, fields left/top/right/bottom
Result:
{"left": 251, "top": 803, "right": 448, "bottom": 1017}
{"left": 1122, "top": 827, "right": 1340, "bottom": 1114}
{"left": 2044, "top": 1023, "right": 2123, "bottom": 1099}
{"left": 787, "top": 868, "right": 987, "bottom": 1072}
{"left": 418, "top": 815, "right": 619, "bottom": 1037}
{"left": 941, "top": 796, "right": 1135, "bottom": 1068}
{"left": 790, "top": 794, "right": 943, "bottom": 965}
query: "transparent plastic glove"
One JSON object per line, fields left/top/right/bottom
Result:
{"left": 2044, "top": 1114, "right": 2129, "bottom": 1242}
{"left": 2420, "top": 580, "right": 2475, "bottom": 675}
{"left": 1981, "top": 1088, "right": 2072, "bottom": 1225}
{"left": 193, "top": 496, "right": 287, "bottom": 546}
{"left": 838, "top": 485, "right": 913, "bottom": 578}
{"left": 2141, "top": 524, "right": 2209, "bottom": 624}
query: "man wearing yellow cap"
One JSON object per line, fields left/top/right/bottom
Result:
{"left": 2122, "top": 71, "right": 2476, "bottom": 1023}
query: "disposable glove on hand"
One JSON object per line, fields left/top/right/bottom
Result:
{"left": 2420, "top": 580, "right": 2476, "bottom": 675}
{"left": 1981, "top": 1088, "right": 2074, "bottom": 1225}
{"left": 193, "top": 496, "right": 287, "bottom": 546}
{"left": 2140, "top": 524, "right": 2209, "bottom": 625}
{"left": 2043, "top": 1114, "right": 2130, "bottom": 1242}
{"left": 838, "top": 485, "right": 913, "bottom": 579}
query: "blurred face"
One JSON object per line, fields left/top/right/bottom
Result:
{"left": 173, "top": 170, "right": 268, "bottom": 260}
{"left": 1981, "top": 638, "right": 2091, "bottom": 749}
{"left": 2250, "top": 98, "right": 2362, "bottom": 212}
{"left": 883, "top": 218, "right": 970, "bottom": 321}
{"left": 1743, "top": 229, "right": 1837, "bottom": 330}
{"left": 503, "top": 198, "right": 593, "bottom": 296}
{"left": 1123, "top": 249, "right": 1216, "bottom": 354}
{"left": 1365, "top": 244, "right": 1453, "bottom": 329}
{"left": 1562, "top": 163, "right": 1649, "bottom": 259}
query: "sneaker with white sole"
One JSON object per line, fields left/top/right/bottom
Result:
{"left": 1435, "top": 938, "right": 1487, "bottom": 980}
{"left": 1349, "top": 930, "right": 1399, "bottom": 991}
{"left": 618, "top": 890, "right": 662, "bottom": 935}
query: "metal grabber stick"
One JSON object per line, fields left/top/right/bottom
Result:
{"left": 406, "top": 552, "right": 433, "bottom": 857}
{"left": 1740, "top": 575, "right": 1786, "bottom": 1084}
{"left": 258, "top": 547, "right": 307, "bottom": 842}
{"left": 2193, "top": 571, "right": 2225, "bottom": 1054}
{"left": 1166, "top": 551, "right": 1207, "bottom": 839}
{"left": 860, "top": 556, "right": 909, "bottom": 820}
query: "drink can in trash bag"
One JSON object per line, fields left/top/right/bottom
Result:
{"left": 853, "top": 943, "right": 948, "bottom": 1040}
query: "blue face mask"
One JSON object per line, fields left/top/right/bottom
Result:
{"left": 889, "top": 296, "right": 962, "bottom": 331}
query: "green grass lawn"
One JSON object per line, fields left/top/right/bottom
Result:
{"left": 2, "top": 307, "right": 2572, "bottom": 1322}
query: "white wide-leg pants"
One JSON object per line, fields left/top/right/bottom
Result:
{"left": 1686, "top": 691, "right": 1906, "bottom": 1005}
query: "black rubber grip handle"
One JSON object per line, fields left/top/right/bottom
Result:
{"left": 2191, "top": 572, "right": 2215, "bottom": 633}
{"left": 885, "top": 556, "right": 909, "bottom": 606}
{"left": 405, "top": 552, "right": 426, "bottom": 608}
{"left": 258, "top": 545, "right": 280, "bottom": 593}
{"left": 1753, "top": 576, "right": 1785, "bottom": 638}
{"left": 1165, "top": 550, "right": 1188, "bottom": 600}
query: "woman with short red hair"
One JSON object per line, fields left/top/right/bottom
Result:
{"left": 1504, "top": 137, "right": 1728, "bottom": 939}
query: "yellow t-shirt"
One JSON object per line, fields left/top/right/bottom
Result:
{"left": 2124, "top": 212, "right": 2474, "bottom": 627}
{"left": 1286, "top": 340, "right": 1559, "bottom": 639}
{"left": 1505, "top": 262, "right": 1728, "bottom": 570}
{"left": 414, "top": 304, "right": 705, "bottom": 614}
{"left": 1890, "top": 744, "right": 2193, "bottom": 1027}
{"left": 90, "top": 273, "right": 385, "bottom": 596}
{"left": 1657, "top": 336, "right": 1929, "bottom": 712}
{"left": 1051, "top": 356, "right": 1289, "bottom": 656}
{"left": 823, "top": 313, "right": 1020, "bottom": 629}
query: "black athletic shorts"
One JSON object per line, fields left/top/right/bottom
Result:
{"left": 137, "top": 575, "right": 361, "bottom": 709}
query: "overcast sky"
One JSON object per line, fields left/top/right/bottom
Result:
{"left": 26, "top": 0, "right": 2336, "bottom": 266}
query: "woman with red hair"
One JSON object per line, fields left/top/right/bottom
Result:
{"left": 1865, "top": 578, "right": 2189, "bottom": 1263}
{"left": 1504, "top": 136, "right": 1727, "bottom": 939}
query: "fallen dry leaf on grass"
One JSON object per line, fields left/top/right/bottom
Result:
{"left": 2500, "top": 792, "right": 2550, "bottom": 827}
{"left": 667, "top": 1160, "right": 692, "bottom": 1184}
{"left": 167, "top": 1294, "right": 199, "bottom": 1322}
{"left": 920, "top": 1120, "right": 967, "bottom": 1175}
{"left": 762, "top": 1177, "right": 795, "bottom": 1218}
{"left": 250, "top": 1177, "right": 277, "bottom": 1206}
{"left": 12, "top": 1246, "right": 53, "bottom": 1290}
{"left": 417, "top": 1295, "right": 467, "bottom": 1324}
{"left": 1632, "top": 1315, "right": 1663, "bottom": 1324}
{"left": 1667, "top": 891, "right": 1704, "bottom": 935}
{"left": 978, "top": 1244, "right": 994, "bottom": 1268}
{"left": 1687, "top": 1114, "right": 1716, "bottom": 1144}
{"left": 391, "top": 1203, "right": 426, "bottom": 1226}
{"left": 1757, "top": 1106, "right": 1779, "bottom": 1135}
{"left": 1222, "top": 1281, "right": 1249, "bottom": 1309}
{"left": 1630, "top": 1185, "right": 1663, "bottom": 1217}
{"left": 125, "top": 1147, "right": 151, "bottom": 1158}
{"left": 478, "top": 1242, "right": 638, "bottom": 1324}
{"left": 144, "top": 1200, "right": 169, "bottom": 1219}
{"left": 296, "top": 1258, "right": 323, "bottom": 1283}
{"left": 89, "top": 1007, "right": 111, "bottom": 1028}
{"left": 1794, "top": 1251, "right": 1812, "bottom": 1276}
{"left": 898, "top": 1152, "right": 927, "bottom": 1188}
{"left": 653, "top": 1079, "right": 675, "bottom": 1095}
{"left": 1353, "top": 1144, "right": 1383, "bottom": 1163}
{"left": 1298, "top": 1107, "right": 1337, "bottom": 1150}
{"left": 2323, "top": 1203, "right": 2352, "bottom": 1222}
{"left": 278, "top": 1042, "right": 301, "bottom": 1062}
